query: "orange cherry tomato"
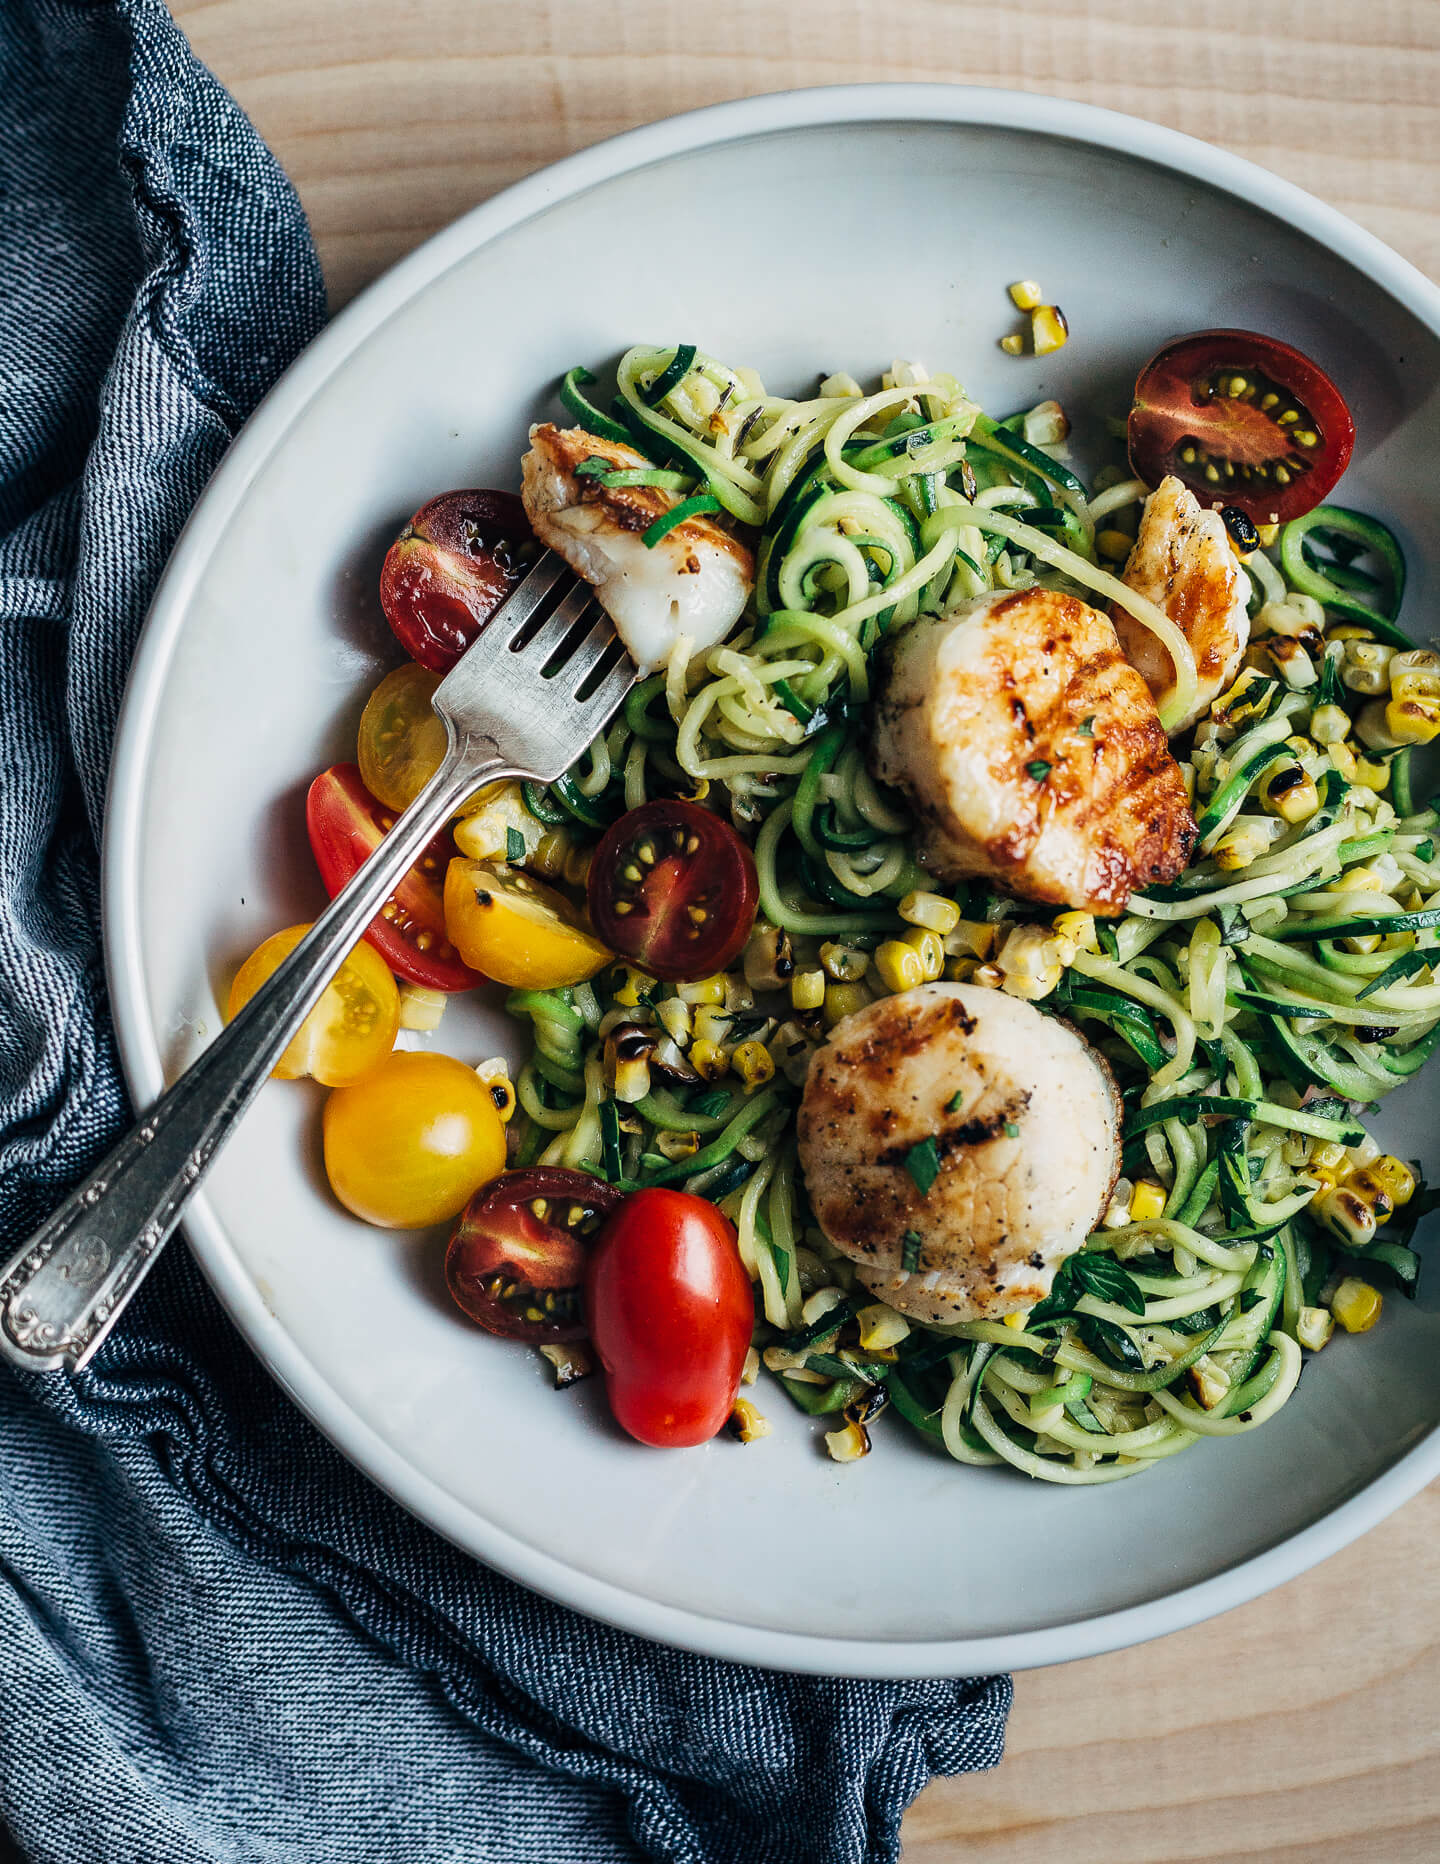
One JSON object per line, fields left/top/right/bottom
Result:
{"left": 226, "top": 924, "right": 398, "bottom": 1086}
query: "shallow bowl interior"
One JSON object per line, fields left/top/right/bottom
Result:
{"left": 106, "top": 88, "right": 1440, "bottom": 1675}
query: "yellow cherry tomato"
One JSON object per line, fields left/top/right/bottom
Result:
{"left": 443, "top": 857, "right": 611, "bottom": 988}
{"left": 323, "top": 1051, "right": 505, "bottom": 1229}
{"left": 227, "top": 924, "right": 398, "bottom": 1086}
{"left": 357, "top": 662, "right": 448, "bottom": 811}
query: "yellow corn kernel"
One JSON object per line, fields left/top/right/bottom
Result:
{"left": 1266, "top": 635, "right": 1319, "bottom": 689}
{"left": 1253, "top": 521, "right": 1277, "bottom": 546}
{"left": 655, "top": 1128, "right": 700, "bottom": 1160}
{"left": 1259, "top": 764, "right": 1320, "bottom": 824}
{"left": 903, "top": 926, "right": 946, "bottom": 982}
{"left": 996, "top": 924, "right": 1063, "bottom": 1000}
{"left": 1003, "top": 1309, "right": 1029, "bottom": 1331}
{"left": 656, "top": 996, "right": 692, "bottom": 1045}
{"left": 1129, "top": 1180, "right": 1168, "bottom": 1222}
{"left": 731, "top": 1040, "right": 775, "bottom": 1091}
{"left": 998, "top": 332, "right": 1025, "bottom": 356}
{"left": 1332, "top": 1277, "right": 1382, "bottom": 1335}
{"left": 452, "top": 780, "right": 540, "bottom": 863}
{"left": 1213, "top": 819, "right": 1280, "bottom": 871}
{"left": 691, "top": 1004, "right": 730, "bottom": 1046}
{"left": 1311, "top": 1182, "right": 1378, "bottom": 1248}
{"left": 790, "top": 968, "right": 826, "bottom": 1012}
{"left": 824, "top": 980, "right": 872, "bottom": 1026}
{"left": 689, "top": 1039, "right": 729, "bottom": 1081}
{"left": 1354, "top": 699, "right": 1403, "bottom": 753}
{"left": 1188, "top": 1356, "right": 1232, "bottom": 1411}
{"left": 972, "top": 962, "right": 1003, "bottom": 989}
{"left": 1212, "top": 666, "right": 1274, "bottom": 727}
{"left": 398, "top": 983, "right": 447, "bottom": 1033}
{"left": 874, "top": 940, "right": 926, "bottom": 994}
{"left": 1366, "top": 1154, "right": 1416, "bottom": 1209}
{"left": 1384, "top": 695, "right": 1440, "bottom": 745}
{"left": 1341, "top": 639, "right": 1394, "bottom": 695}
{"left": 612, "top": 964, "right": 657, "bottom": 1008}
{"left": 819, "top": 941, "right": 869, "bottom": 982}
{"left": 728, "top": 1398, "right": 771, "bottom": 1444}
{"left": 1053, "top": 910, "right": 1099, "bottom": 957}
{"left": 1009, "top": 278, "right": 1043, "bottom": 311}
{"left": 677, "top": 974, "right": 727, "bottom": 1005}
{"left": 857, "top": 1304, "right": 911, "bottom": 1352}
{"left": 1097, "top": 528, "right": 1133, "bottom": 562}
{"left": 1390, "top": 648, "right": 1440, "bottom": 703}
{"left": 899, "top": 890, "right": 961, "bottom": 935}
{"left": 612, "top": 1055, "right": 651, "bottom": 1104}
{"left": 1310, "top": 702, "right": 1350, "bottom": 745}
{"left": 1328, "top": 623, "right": 1374, "bottom": 642}
{"left": 475, "top": 1058, "right": 516, "bottom": 1122}
{"left": 1030, "top": 304, "right": 1068, "bottom": 355}
{"left": 944, "top": 919, "right": 1000, "bottom": 960}
{"left": 1334, "top": 868, "right": 1385, "bottom": 951}
{"left": 1343, "top": 1165, "right": 1398, "bottom": 1226}
{"left": 824, "top": 1419, "right": 871, "bottom": 1463}
{"left": 1296, "top": 1305, "right": 1335, "bottom": 1351}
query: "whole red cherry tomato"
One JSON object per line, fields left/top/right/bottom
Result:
{"left": 446, "top": 1168, "right": 624, "bottom": 1344}
{"left": 1127, "top": 329, "right": 1354, "bottom": 525}
{"left": 380, "top": 489, "right": 538, "bottom": 672}
{"left": 587, "top": 800, "right": 759, "bottom": 982}
{"left": 585, "top": 1188, "right": 753, "bottom": 1448}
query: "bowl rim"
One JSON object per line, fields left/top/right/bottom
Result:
{"left": 103, "top": 81, "right": 1440, "bottom": 1676}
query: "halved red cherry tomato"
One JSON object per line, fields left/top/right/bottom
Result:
{"left": 585, "top": 1188, "right": 753, "bottom": 1448}
{"left": 586, "top": 800, "right": 758, "bottom": 982}
{"left": 1127, "top": 330, "right": 1354, "bottom": 525}
{"left": 380, "top": 489, "right": 538, "bottom": 672}
{"left": 306, "top": 763, "right": 483, "bottom": 992}
{"left": 446, "top": 1168, "right": 625, "bottom": 1344}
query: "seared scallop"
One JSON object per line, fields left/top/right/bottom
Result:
{"left": 520, "top": 424, "right": 754, "bottom": 671}
{"left": 869, "top": 587, "right": 1196, "bottom": 915}
{"left": 797, "top": 983, "right": 1120, "bottom": 1324}
{"left": 1115, "top": 474, "right": 1252, "bottom": 733}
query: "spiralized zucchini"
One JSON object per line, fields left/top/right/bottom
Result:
{"left": 507, "top": 343, "right": 1435, "bottom": 1483}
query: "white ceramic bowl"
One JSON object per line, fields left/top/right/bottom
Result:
{"left": 105, "top": 85, "right": 1440, "bottom": 1675}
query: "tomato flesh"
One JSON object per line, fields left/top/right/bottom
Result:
{"left": 227, "top": 923, "right": 399, "bottom": 1086}
{"left": 587, "top": 800, "right": 759, "bottom": 982}
{"left": 1127, "top": 329, "right": 1354, "bottom": 525}
{"left": 585, "top": 1188, "right": 753, "bottom": 1447}
{"left": 444, "top": 856, "right": 612, "bottom": 988}
{"left": 446, "top": 1169, "right": 625, "bottom": 1344}
{"left": 380, "top": 489, "right": 538, "bottom": 672}
{"left": 306, "top": 763, "right": 483, "bottom": 992}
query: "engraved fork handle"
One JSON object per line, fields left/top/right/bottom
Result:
{"left": 0, "top": 732, "right": 516, "bottom": 1373}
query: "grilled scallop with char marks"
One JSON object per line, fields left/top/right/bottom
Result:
{"left": 797, "top": 983, "right": 1120, "bottom": 1324}
{"left": 520, "top": 424, "right": 753, "bottom": 672}
{"left": 869, "top": 587, "right": 1195, "bottom": 915}
{"left": 1114, "top": 474, "right": 1252, "bottom": 734}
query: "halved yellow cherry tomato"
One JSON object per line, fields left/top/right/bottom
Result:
{"left": 227, "top": 924, "right": 398, "bottom": 1086}
{"left": 357, "top": 662, "right": 448, "bottom": 811}
{"left": 322, "top": 1050, "right": 505, "bottom": 1229}
{"left": 443, "top": 857, "right": 611, "bottom": 988}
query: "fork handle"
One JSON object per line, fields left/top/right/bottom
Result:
{"left": 0, "top": 744, "right": 515, "bottom": 1373}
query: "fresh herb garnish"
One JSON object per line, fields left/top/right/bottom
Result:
{"left": 1077, "top": 715, "right": 1095, "bottom": 737}
{"left": 905, "top": 1137, "right": 942, "bottom": 1197}
{"left": 901, "top": 1229, "right": 923, "bottom": 1272}
{"left": 945, "top": 1090, "right": 965, "bottom": 1114}
{"left": 688, "top": 1087, "right": 732, "bottom": 1119}
{"left": 1097, "top": 922, "right": 1121, "bottom": 960}
{"left": 1075, "top": 1313, "right": 1147, "bottom": 1371}
{"left": 1069, "top": 1253, "right": 1146, "bottom": 1316}
{"left": 1027, "top": 759, "right": 1052, "bottom": 783}
{"left": 505, "top": 826, "right": 526, "bottom": 863}
{"left": 1003, "top": 1121, "right": 1020, "bottom": 1139}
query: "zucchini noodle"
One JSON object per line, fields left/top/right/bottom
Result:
{"left": 492, "top": 341, "right": 1435, "bottom": 1486}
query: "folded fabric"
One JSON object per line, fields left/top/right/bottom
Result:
{"left": 0, "top": 4, "right": 1011, "bottom": 1861}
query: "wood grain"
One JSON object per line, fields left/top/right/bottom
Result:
{"left": 168, "top": 2, "right": 1440, "bottom": 1854}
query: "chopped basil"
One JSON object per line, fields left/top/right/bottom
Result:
{"left": 1077, "top": 715, "right": 1095, "bottom": 737}
{"left": 901, "top": 1229, "right": 923, "bottom": 1272}
{"left": 945, "top": 1090, "right": 965, "bottom": 1114}
{"left": 1075, "top": 1313, "right": 1147, "bottom": 1371}
{"left": 1070, "top": 1253, "right": 1146, "bottom": 1316}
{"left": 573, "top": 455, "right": 613, "bottom": 478}
{"left": 1027, "top": 759, "right": 1052, "bottom": 782}
{"left": 905, "top": 1136, "right": 941, "bottom": 1196}
{"left": 505, "top": 826, "right": 526, "bottom": 863}
{"left": 1003, "top": 1121, "right": 1019, "bottom": 1139}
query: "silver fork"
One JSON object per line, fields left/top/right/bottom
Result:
{"left": 0, "top": 552, "right": 635, "bottom": 1373}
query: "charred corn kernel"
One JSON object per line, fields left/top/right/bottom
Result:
{"left": 731, "top": 1040, "right": 775, "bottom": 1091}
{"left": 1332, "top": 1276, "right": 1382, "bottom": 1334}
{"left": 1054, "top": 910, "right": 1099, "bottom": 956}
{"left": 1254, "top": 598, "right": 1320, "bottom": 640}
{"left": 824, "top": 980, "right": 872, "bottom": 1026}
{"left": 857, "top": 1304, "right": 911, "bottom": 1352}
{"left": 899, "top": 890, "right": 961, "bottom": 935}
{"left": 1031, "top": 303, "right": 1068, "bottom": 355}
{"left": 677, "top": 974, "right": 727, "bottom": 1005}
{"left": 1327, "top": 740, "right": 1387, "bottom": 790}
{"left": 1097, "top": 528, "right": 1133, "bottom": 562}
{"left": 903, "top": 926, "right": 946, "bottom": 981}
{"left": 1101, "top": 1179, "right": 1133, "bottom": 1229}
{"left": 656, "top": 996, "right": 692, "bottom": 1045}
{"left": 1341, "top": 639, "right": 1393, "bottom": 695}
{"left": 999, "top": 332, "right": 1025, "bottom": 356}
{"left": 824, "top": 1419, "right": 872, "bottom": 1463}
{"left": 790, "top": 968, "right": 826, "bottom": 1012}
{"left": 453, "top": 781, "right": 541, "bottom": 862}
{"left": 874, "top": 939, "right": 927, "bottom": 994}
{"left": 689, "top": 1039, "right": 729, "bottom": 1082}
{"left": 1312, "top": 1182, "right": 1378, "bottom": 1248}
{"left": 820, "top": 941, "right": 869, "bottom": 981}
{"left": 397, "top": 983, "right": 447, "bottom": 1032}
{"left": 1293, "top": 1306, "right": 1334, "bottom": 1351}
{"left": 539, "top": 1341, "right": 594, "bottom": 1387}
{"left": 972, "top": 962, "right": 1003, "bottom": 989}
{"left": 1384, "top": 695, "right": 1440, "bottom": 745}
{"left": 996, "top": 924, "right": 1063, "bottom": 1000}
{"left": 1259, "top": 763, "right": 1320, "bottom": 823}
{"left": 944, "top": 919, "right": 1000, "bottom": 960}
{"left": 1389, "top": 648, "right": 1440, "bottom": 702}
{"left": 655, "top": 1128, "right": 700, "bottom": 1160}
{"left": 1366, "top": 1154, "right": 1416, "bottom": 1209}
{"left": 945, "top": 955, "right": 978, "bottom": 982}
{"left": 612, "top": 964, "right": 657, "bottom": 1007}
{"left": 1188, "top": 1357, "right": 1232, "bottom": 1411}
{"left": 1267, "top": 636, "right": 1318, "bottom": 688}
{"left": 1003, "top": 1309, "right": 1029, "bottom": 1331}
{"left": 612, "top": 1055, "right": 651, "bottom": 1104}
{"left": 1009, "top": 278, "right": 1043, "bottom": 311}
{"left": 1310, "top": 702, "right": 1349, "bottom": 745}
{"left": 1213, "top": 818, "right": 1282, "bottom": 870}
{"left": 728, "top": 1397, "right": 771, "bottom": 1443}
{"left": 1129, "top": 1180, "right": 1168, "bottom": 1222}
{"left": 1344, "top": 1166, "right": 1397, "bottom": 1225}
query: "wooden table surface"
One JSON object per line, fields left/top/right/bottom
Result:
{"left": 171, "top": 1, "right": 1440, "bottom": 1854}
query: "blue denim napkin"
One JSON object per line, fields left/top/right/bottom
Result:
{"left": 0, "top": 4, "right": 1012, "bottom": 1859}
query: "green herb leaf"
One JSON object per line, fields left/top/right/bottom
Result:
{"left": 1415, "top": 838, "right": 1435, "bottom": 862}
{"left": 1077, "top": 715, "right": 1095, "bottom": 737}
{"left": 1027, "top": 759, "right": 1052, "bottom": 783}
{"left": 905, "top": 1137, "right": 942, "bottom": 1197}
{"left": 1170, "top": 1304, "right": 1223, "bottom": 1335}
{"left": 769, "top": 1242, "right": 791, "bottom": 1288}
{"left": 1357, "top": 948, "right": 1433, "bottom": 999}
{"left": 1097, "top": 922, "right": 1121, "bottom": 960}
{"left": 1075, "top": 1313, "right": 1147, "bottom": 1371}
{"left": 573, "top": 455, "right": 614, "bottom": 478}
{"left": 945, "top": 1090, "right": 965, "bottom": 1114}
{"left": 1070, "top": 1253, "right": 1146, "bottom": 1316}
{"left": 505, "top": 826, "right": 526, "bottom": 864}
{"left": 1003, "top": 1121, "right": 1019, "bottom": 1139}
{"left": 901, "top": 1229, "right": 923, "bottom": 1272}
{"left": 688, "top": 1088, "right": 732, "bottom": 1119}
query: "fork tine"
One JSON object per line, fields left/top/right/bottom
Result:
{"left": 573, "top": 647, "right": 637, "bottom": 730}
{"left": 558, "top": 615, "right": 623, "bottom": 696}
{"left": 515, "top": 576, "right": 599, "bottom": 664}
{"left": 485, "top": 550, "right": 571, "bottom": 647}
